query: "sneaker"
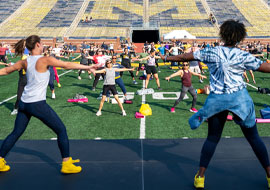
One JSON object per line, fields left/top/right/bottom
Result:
{"left": 82, "top": 70, "right": 85, "bottom": 74}
{"left": 190, "top": 108, "right": 198, "bottom": 113}
{"left": 194, "top": 173, "right": 205, "bottom": 188}
{"left": 199, "top": 79, "right": 203, "bottom": 83}
{"left": 89, "top": 75, "right": 92, "bottom": 80}
{"left": 106, "top": 97, "right": 110, "bottom": 103}
{"left": 133, "top": 80, "right": 138, "bottom": 85}
{"left": 0, "top": 158, "right": 10, "bottom": 172}
{"left": 92, "top": 88, "right": 96, "bottom": 91}
{"left": 78, "top": 76, "right": 81, "bottom": 80}
{"left": 57, "top": 83, "right": 61, "bottom": 88}
{"left": 157, "top": 87, "right": 162, "bottom": 90}
{"left": 170, "top": 107, "right": 175, "bottom": 113}
{"left": 52, "top": 93, "right": 56, "bottom": 99}
{"left": 96, "top": 111, "right": 102, "bottom": 116}
{"left": 61, "top": 157, "right": 82, "bottom": 174}
{"left": 122, "top": 110, "right": 127, "bottom": 116}
{"left": 267, "top": 176, "right": 270, "bottom": 188}
{"left": 10, "top": 109, "right": 18, "bottom": 115}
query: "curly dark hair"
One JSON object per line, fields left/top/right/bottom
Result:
{"left": 219, "top": 20, "right": 246, "bottom": 46}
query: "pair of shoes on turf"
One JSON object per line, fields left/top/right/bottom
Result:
{"left": 0, "top": 158, "right": 10, "bottom": 172}
{"left": 170, "top": 107, "right": 198, "bottom": 113}
{"left": 61, "top": 157, "right": 82, "bottom": 174}
{"left": 74, "top": 94, "right": 87, "bottom": 99}
{"left": 194, "top": 173, "right": 205, "bottom": 188}
{"left": 96, "top": 110, "right": 126, "bottom": 116}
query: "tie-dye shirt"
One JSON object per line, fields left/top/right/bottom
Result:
{"left": 193, "top": 46, "right": 263, "bottom": 94}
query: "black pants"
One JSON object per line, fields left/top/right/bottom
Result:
{"left": 173, "top": 85, "right": 197, "bottom": 108}
{"left": 93, "top": 67, "right": 105, "bottom": 89}
{"left": 120, "top": 62, "right": 134, "bottom": 78}
{"left": 0, "top": 101, "right": 70, "bottom": 158}
{"left": 15, "top": 71, "right": 27, "bottom": 109}
{"left": 199, "top": 110, "right": 270, "bottom": 169}
{"left": 0, "top": 55, "right": 7, "bottom": 63}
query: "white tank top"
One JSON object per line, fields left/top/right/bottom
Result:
{"left": 21, "top": 55, "right": 50, "bottom": 103}
{"left": 148, "top": 56, "right": 156, "bottom": 66}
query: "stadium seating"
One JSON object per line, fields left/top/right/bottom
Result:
{"left": 0, "top": 0, "right": 270, "bottom": 38}
{"left": 0, "top": 0, "right": 25, "bottom": 24}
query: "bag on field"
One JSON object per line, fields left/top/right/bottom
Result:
{"left": 139, "top": 104, "right": 152, "bottom": 116}
{"left": 260, "top": 107, "right": 270, "bottom": 119}
{"left": 258, "top": 87, "right": 270, "bottom": 94}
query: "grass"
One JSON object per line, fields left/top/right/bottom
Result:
{"left": 0, "top": 54, "right": 270, "bottom": 140}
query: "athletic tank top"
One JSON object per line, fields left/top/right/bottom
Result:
{"left": 172, "top": 47, "right": 179, "bottom": 55}
{"left": 182, "top": 70, "right": 192, "bottom": 87}
{"left": 21, "top": 55, "right": 50, "bottom": 103}
{"left": 148, "top": 56, "right": 156, "bottom": 66}
{"left": 104, "top": 68, "right": 115, "bottom": 85}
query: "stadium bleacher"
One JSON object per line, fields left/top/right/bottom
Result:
{"left": 0, "top": 0, "right": 25, "bottom": 24}
{"left": 0, "top": 0, "right": 270, "bottom": 38}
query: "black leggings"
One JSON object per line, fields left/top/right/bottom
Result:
{"left": 0, "top": 101, "right": 69, "bottom": 158}
{"left": 93, "top": 67, "right": 105, "bottom": 89}
{"left": 200, "top": 110, "right": 270, "bottom": 169}
{"left": 173, "top": 85, "right": 197, "bottom": 108}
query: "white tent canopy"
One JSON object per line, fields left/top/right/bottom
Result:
{"left": 163, "top": 30, "right": 196, "bottom": 40}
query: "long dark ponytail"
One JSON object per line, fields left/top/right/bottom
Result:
{"left": 14, "top": 35, "right": 41, "bottom": 57}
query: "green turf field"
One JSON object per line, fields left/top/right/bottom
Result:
{"left": 0, "top": 55, "right": 270, "bottom": 140}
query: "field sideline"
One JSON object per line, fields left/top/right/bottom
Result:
{"left": 0, "top": 55, "right": 270, "bottom": 140}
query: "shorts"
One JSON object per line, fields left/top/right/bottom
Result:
{"left": 189, "top": 66, "right": 201, "bottom": 74}
{"left": 146, "top": 66, "right": 157, "bottom": 75}
{"left": 102, "top": 85, "right": 118, "bottom": 95}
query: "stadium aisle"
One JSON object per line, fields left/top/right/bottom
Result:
{"left": 0, "top": 138, "right": 269, "bottom": 190}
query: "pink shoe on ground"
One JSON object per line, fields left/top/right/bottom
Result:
{"left": 170, "top": 107, "right": 175, "bottom": 113}
{"left": 190, "top": 108, "right": 198, "bottom": 113}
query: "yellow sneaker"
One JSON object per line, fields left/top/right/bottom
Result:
{"left": 57, "top": 83, "right": 61, "bottom": 88}
{"left": 61, "top": 157, "right": 82, "bottom": 174}
{"left": 267, "top": 176, "right": 270, "bottom": 189}
{"left": 194, "top": 173, "right": 205, "bottom": 189}
{"left": 0, "top": 158, "right": 10, "bottom": 172}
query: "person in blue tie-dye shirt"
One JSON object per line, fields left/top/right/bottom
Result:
{"left": 159, "top": 19, "right": 270, "bottom": 189}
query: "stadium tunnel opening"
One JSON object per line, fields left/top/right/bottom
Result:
{"left": 132, "top": 30, "right": 160, "bottom": 43}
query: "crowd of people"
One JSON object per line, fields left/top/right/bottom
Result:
{"left": 1, "top": 19, "right": 270, "bottom": 189}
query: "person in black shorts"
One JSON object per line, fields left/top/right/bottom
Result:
{"left": 139, "top": 49, "right": 161, "bottom": 90}
{"left": 95, "top": 60, "right": 134, "bottom": 116}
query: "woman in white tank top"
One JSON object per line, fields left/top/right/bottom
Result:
{"left": 0, "top": 35, "right": 96, "bottom": 174}
{"left": 139, "top": 49, "right": 162, "bottom": 90}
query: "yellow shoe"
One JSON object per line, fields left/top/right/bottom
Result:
{"left": 0, "top": 158, "right": 10, "bottom": 172}
{"left": 57, "top": 83, "right": 61, "bottom": 88}
{"left": 61, "top": 157, "right": 82, "bottom": 174}
{"left": 194, "top": 173, "right": 205, "bottom": 188}
{"left": 267, "top": 176, "right": 270, "bottom": 189}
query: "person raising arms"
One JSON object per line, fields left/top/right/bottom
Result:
{"left": 165, "top": 62, "right": 207, "bottom": 113}
{"left": 0, "top": 35, "right": 96, "bottom": 174}
{"left": 139, "top": 49, "right": 162, "bottom": 90}
{"left": 95, "top": 59, "right": 134, "bottom": 117}
{"left": 159, "top": 20, "right": 270, "bottom": 189}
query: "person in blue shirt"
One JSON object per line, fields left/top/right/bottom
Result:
{"left": 159, "top": 19, "right": 270, "bottom": 189}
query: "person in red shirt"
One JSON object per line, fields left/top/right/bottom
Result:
{"left": 89, "top": 49, "right": 111, "bottom": 91}
{"left": 0, "top": 43, "right": 8, "bottom": 64}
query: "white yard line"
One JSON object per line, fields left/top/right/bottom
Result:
{"left": 140, "top": 71, "right": 146, "bottom": 139}
{"left": 0, "top": 70, "right": 72, "bottom": 105}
